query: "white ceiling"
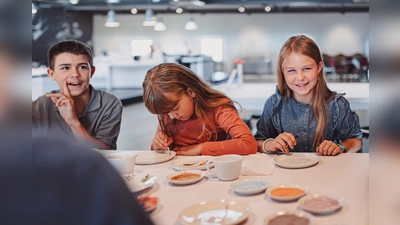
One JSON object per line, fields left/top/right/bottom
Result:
{"left": 32, "top": 0, "right": 369, "bottom": 14}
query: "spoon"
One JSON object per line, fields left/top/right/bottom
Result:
{"left": 183, "top": 160, "right": 199, "bottom": 166}
{"left": 167, "top": 146, "right": 171, "bottom": 155}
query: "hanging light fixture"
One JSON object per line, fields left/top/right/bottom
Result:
{"left": 32, "top": 3, "right": 37, "bottom": 14}
{"left": 105, "top": 10, "right": 120, "bottom": 27}
{"left": 264, "top": 5, "right": 272, "bottom": 12}
{"left": 176, "top": 7, "right": 183, "bottom": 14}
{"left": 69, "top": 0, "right": 79, "bottom": 4}
{"left": 191, "top": 0, "right": 206, "bottom": 6}
{"left": 142, "top": 9, "right": 157, "bottom": 26}
{"left": 131, "top": 8, "right": 138, "bottom": 14}
{"left": 185, "top": 17, "right": 198, "bottom": 30}
{"left": 154, "top": 18, "right": 167, "bottom": 31}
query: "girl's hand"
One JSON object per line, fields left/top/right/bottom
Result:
{"left": 152, "top": 132, "right": 173, "bottom": 150}
{"left": 271, "top": 132, "right": 297, "bottom": 154}
{"left": 174, "top": 144, "right": 202, "bottom": 156}
{"left": 316, "top": 140, "right": 342, "bottom": 156}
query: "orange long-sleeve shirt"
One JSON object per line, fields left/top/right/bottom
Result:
{"left": 153, "top": 104, "right": 257, "bottom": 156}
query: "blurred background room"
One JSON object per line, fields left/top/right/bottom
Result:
{"left": 31, "top": 0, "right": 369, "bottom": 151}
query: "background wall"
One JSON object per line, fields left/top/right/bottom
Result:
{"left": 32, "top": 8, "right": 93, "bottom": 65}
{"left": 93, "top": 12, "right": 368, "bottom": 72}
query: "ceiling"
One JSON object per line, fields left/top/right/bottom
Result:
{"left": 32, "top": 0, "right": 369, "bottom": 15}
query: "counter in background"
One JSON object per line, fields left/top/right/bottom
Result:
{"left": 215, "top": 82, "right": 369, "bottom": 111}
{"left": 93, "top": 62, "right": 157, "bottom": 91}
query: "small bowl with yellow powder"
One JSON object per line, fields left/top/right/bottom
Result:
{"left": 266, "top": 184, "right": 308, "bottom": 201}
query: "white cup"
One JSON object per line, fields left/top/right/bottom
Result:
{"left": 106, "top": 152, "right": 137, "bottom": 175}
{"left": 206, "top": 154, "right": 243, "bottom": 181}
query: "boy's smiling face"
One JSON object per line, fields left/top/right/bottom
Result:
{"left": 47, "top": 52, "right": 95, "bottom": 98}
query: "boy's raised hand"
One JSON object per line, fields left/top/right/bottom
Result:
{"left": 45, "top": 81, "right": 79, "bottom": 127}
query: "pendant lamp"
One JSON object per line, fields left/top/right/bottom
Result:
{"left": 142, "top": 9, "right": 157, "bottom": 26}
{"left": 154, "top": 18, "right": 167, "bottom": 31}
{"left": 185, "top": 17, "right": 198, "bottom": 30}
{"left": 105, "top": 10, "right": 120, "bottom": 27}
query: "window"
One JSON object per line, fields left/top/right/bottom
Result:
{"left": 200, "top": 38, "right": 223, "bottom": 62}
{"left": 131, "top": 39, "right": 153, "bottom": 57}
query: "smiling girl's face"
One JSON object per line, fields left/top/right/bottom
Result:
{"left": 164, "top": 88, "right": 196, "bottom": 121}
{"left": 282, "top": 52, "right": 323, "bottom": 104}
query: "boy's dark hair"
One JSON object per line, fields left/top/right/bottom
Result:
{"left": 47, "top": 39, "right": 93, "bottom": 70}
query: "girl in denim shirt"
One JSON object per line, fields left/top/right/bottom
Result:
{"left": 255, "top": 35, "right": 362, "bottom": 156}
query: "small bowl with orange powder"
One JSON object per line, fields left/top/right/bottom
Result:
{"left": 266, "top": 184, "right": 308, "bottom": 201}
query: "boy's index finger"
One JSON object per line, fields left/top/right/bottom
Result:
{"left": 45, "top": 93, "right": 62, "bottom": 98}
{"left": 45, "top": 90, "right": 61, "bottom": 98}
{"left": 62, "top": 80, "right": 71, "bottom": 97}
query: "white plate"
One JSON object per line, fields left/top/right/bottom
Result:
{"left": 171, "top": 156, "right": 216, "bottom": 170}
{"left": 298, "top": 194, "right": 344, "bottom": 214}
{"left": 166, "top": 170, "right": 205, "bottom": 185}
{"left": 178, "top": 199, "right": 251, "bottom": 225}
{"left": 135, "top": 151, "right": 176, "bottom": 165}
{"left": 274, "top": 153, "right": 319, "bottom": 169}
{"left": 231, "top": 177, "right": 270, "bottom": 195}
{"left": 266, "top": 184, "right": 308, "bottom": 201}
{"left": 263, "top": 210, "right": 314, "bottom": 225}
{"left": 126, "top": 173, "right": 157, "bottom": 192}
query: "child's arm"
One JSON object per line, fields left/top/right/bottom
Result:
{"left": 328, "top": 96, "right": 363, "bottom": 154}
{"left": 199, "top": 107, "right": 258, "bottom": 156}
{"left": 340, "top": 137, "right": 362, "bottom": 153}
{"left": 174, "top": 144, "right": 202, "bottom": 155}
{"left": 46, "top": 82, "right": 116, "bottom": 149}
{"left": 69, "top": 123, "right": 113, "bottom": 149}
{"left": 316, "top": 137, "right": 362, "bottom": 155}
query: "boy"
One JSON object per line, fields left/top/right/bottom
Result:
{"left": 32, "top": 39, "right": 123, "bottom": 150}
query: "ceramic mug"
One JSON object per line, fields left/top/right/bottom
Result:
{"left": 106, "top": 152, "right": 137, "bottom": 176}
{"left": 206, "top": 154, "right": 243, "bottom": 181}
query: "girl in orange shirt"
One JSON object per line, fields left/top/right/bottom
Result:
{"left": 142, "top": 63, "right": 257, "bottom": 156}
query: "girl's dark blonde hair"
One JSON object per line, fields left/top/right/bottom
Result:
{"left": 142, "top": 63, "right": 237, "bottom": 140}
{"left": 277, "top": 35, "right": 336, "bottom": 148}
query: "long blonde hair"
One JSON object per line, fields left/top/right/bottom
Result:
{"left": 142, "top": 63, "right": 237, "bottom": 140}
{"left": 277, "top": 35, "right": 335, "bottom": 147}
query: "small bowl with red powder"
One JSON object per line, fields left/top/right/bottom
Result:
{"left": 137, "top": 195, "right": 159, "bottom": 212}
{"left": 298, "top": 194, "right": 344, "bottom": 214}
{"left": 264, "top": 210, "right": 314, "bottom": 225}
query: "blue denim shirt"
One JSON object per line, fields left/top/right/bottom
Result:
{"left": 254, "top": 87, "right": 362, "bottom": 152}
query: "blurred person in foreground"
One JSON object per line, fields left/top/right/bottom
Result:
{"left": 369, "top": 4, "right": 400, "bottom": 224}
{"left": 0, "top": 0, "right": 31, "bottom": 145}
{"left": 0, "top": 131, "right": 155, "bottom": 225}
{"left": 32, "top": 39, "right": 123, "bottom": 150}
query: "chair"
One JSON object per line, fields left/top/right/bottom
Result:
{"left": 322, "top": 54, "right": 336, "bottom": 76}
{"left": 242, "top": 111, "right": 262, "bottom": 135}
{"left": 352, "top": 111, "right": 369, "bottom": 153}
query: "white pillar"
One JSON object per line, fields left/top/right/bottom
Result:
{"left": 237, "top": 63, "right": 243, "bottom": 88}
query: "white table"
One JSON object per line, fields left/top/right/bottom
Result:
{"left": 99, "top": 151, "right": 369, "bottom": 225}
